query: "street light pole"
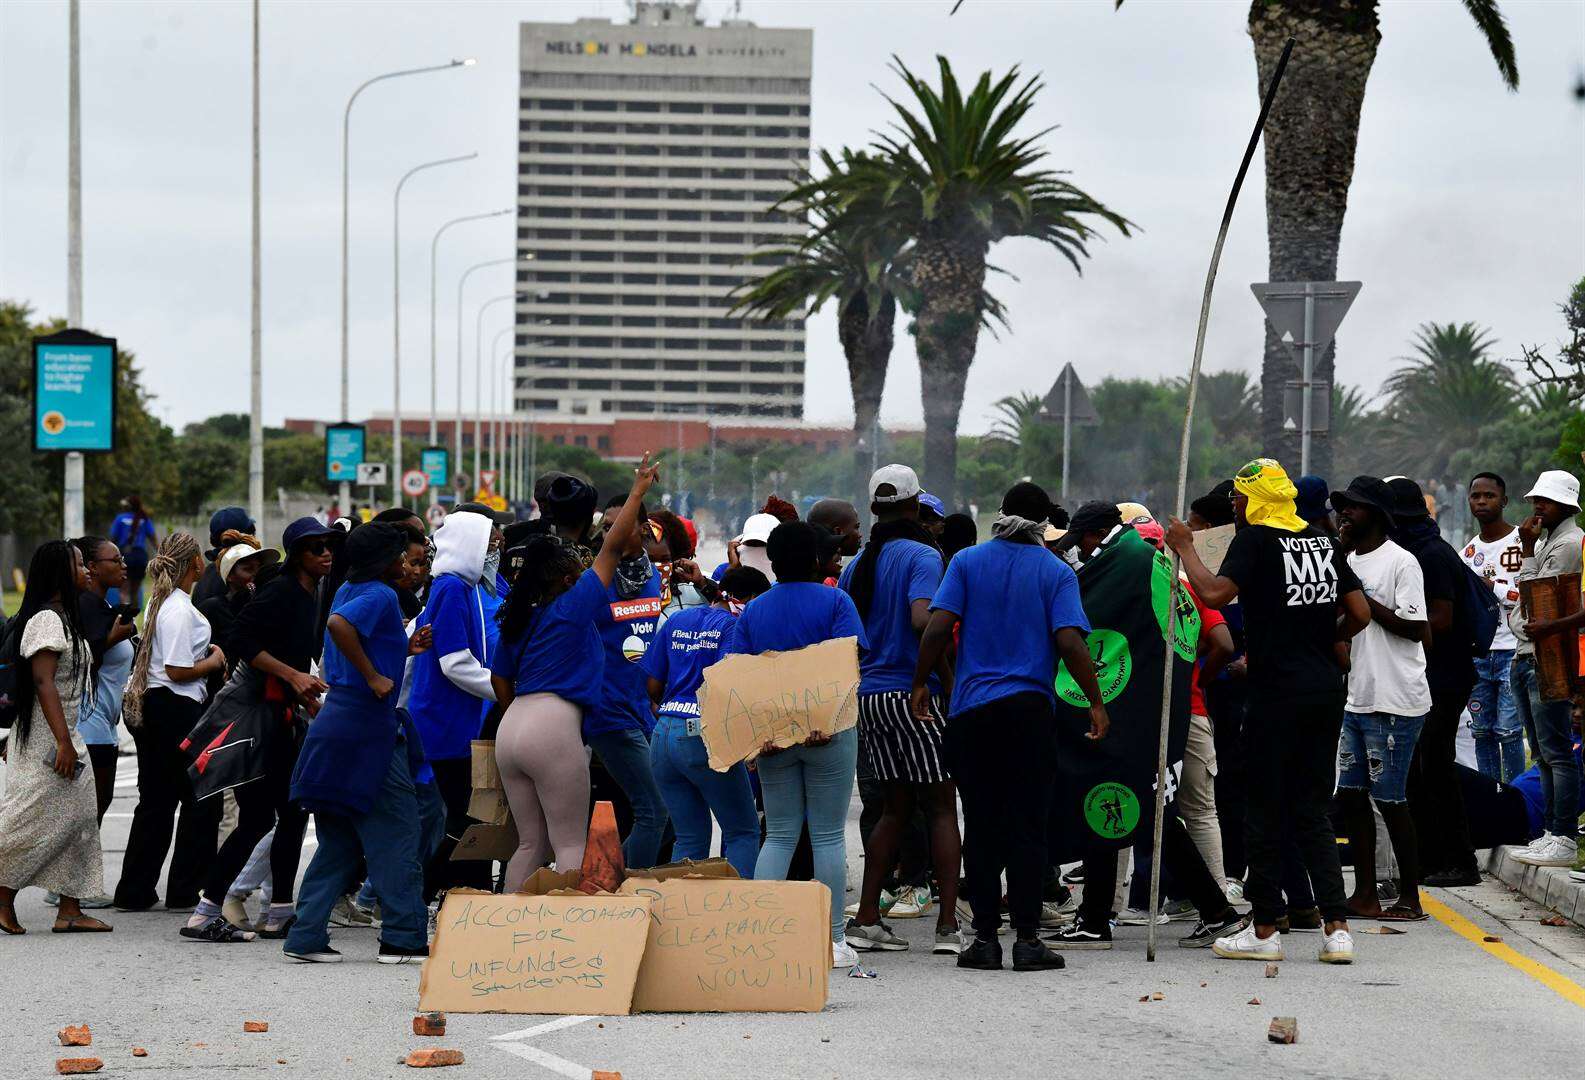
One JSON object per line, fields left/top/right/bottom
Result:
{"left": 490, "top": 326, "right": 511, "bottom": 479}
{"left": 393, "top": 153, "right": 474, "bottom": 510}
{"left": 248, "top": 0, "right": 264, "bottom": 530}
{"left": 473, "top": 292, "right": 526, "bottom": 491}
{"left": 63, "top": 0, "right": 84, "bottom": 540}
{"left": 453, "top": 255, "right": 523, "bottom": 485}
{"left": 339, "top": 56, "right": 472, "bottom": 512}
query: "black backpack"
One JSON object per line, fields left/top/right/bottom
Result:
{"left": 1456, "top": 559, "right": 1503, "bottom": 659}
{"left": 0, "top": 614, "right": 19, "bottom": 730}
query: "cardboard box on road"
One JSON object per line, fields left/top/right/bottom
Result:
{"left": 695, "top": 637, "right": 861, "bottom": 772}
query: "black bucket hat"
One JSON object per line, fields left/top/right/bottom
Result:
{"left": 1329, "top": 475, "right": 1397, "bottom": 528}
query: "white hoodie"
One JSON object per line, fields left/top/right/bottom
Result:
{"left": 429, "top": 511, "right": 496, "bottom": 701}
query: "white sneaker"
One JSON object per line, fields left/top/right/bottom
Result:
{"left": 844, "top": 888, "right": 896, "bottom": 918}
{"left": 1319, "top": 928, "right": 1354, "bottom": 964}
{"left": 1223, "top": 879, "right": 1245, "bottom": 904}
{"left": 329, "top": 895, "right": 373, "bottom": 928}
{"left": 1512, "top": 835, "right": 1578, "bottom": 868}
{"left": 1518, "top": 832, "right": 1554, "bottom": 853}
{"left": 1117, "top": 906, "right": 1170, "bottom": 926}
{"left": 831, "top": 940, "right": 860, "bottom": 969}
{"left": 1211, "top": 923, "right": 1284, "bottom": 961}
{"left": 888, "top": 885, "right": 933, "bottom": 919}
{"left": 1568, "top": 869, "right": 1585, "bottom": 884}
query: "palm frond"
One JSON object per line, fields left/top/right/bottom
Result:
{"left": 1460, "top": 0, "right": 1520, "bottom": 90}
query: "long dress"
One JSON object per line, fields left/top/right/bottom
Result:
{"left": 0, "top": 608, "right": 104, "bottom": 897}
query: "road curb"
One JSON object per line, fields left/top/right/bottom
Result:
{"left": 1481, "top": 846, "right": 1585, "bottom": 927}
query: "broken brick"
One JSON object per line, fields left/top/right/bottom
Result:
{"left": 413, "top": 1013, "right": 447, "bottom": 1037}
{"left": 1264, "top": 963, "right": 1279, "bottom": 978}
{"left": 244, "top": 1021, "right": 270, "bottom": 1033}
{"left": 592, "top": 1073, "right": 623, "bottom": 1080}
{"left": 405, "top": 1048, "right": 465, "bottom": 1068}
{"left": 55, "top": 1060, "right": 103, "bottom": 1076}
{"left": 1267, "top": 1017, "right": 1299, "bottom": 1044}
{"left": 1150, "top": 992, "right": 1164, "bottom": 1001}
{"left": 1540, "top": 914, "right": 1569, "bottom": 927}
{"left": 1247, "top": 997, "right": 1261, "bottom": 1006}
{"left": 1483, "top": 935, "right": 1502, "bottom": 943}
{"left": 58, "top": 1025, "right": 91, "bottom": 1047}
{"left": 131, "top": 1048, "right": 148, "bottom": 1058}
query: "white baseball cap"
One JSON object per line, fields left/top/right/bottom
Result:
{"left": 1525, "top": 469, "right": 1581, "bottom": 509}
{"left": 737, "top": 513, "right": 780, "bottom": 545}
{"left": 870, "top": 464, "right": 922, "bottom": 504}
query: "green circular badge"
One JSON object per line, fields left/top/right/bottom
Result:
{"left": 1055, "top": 628, "right": 1132, "bottom": 707}
{"left": 1083, "top": 781, "right": 1141, "bottom": 840}
{"left": 1151, "top": 551, "right": 1202, "bottom": 661}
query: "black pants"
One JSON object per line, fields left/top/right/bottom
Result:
{"left": 1081, "top": 810, "right": 1229, "bottom": 930}
{"left": 87, "top": 743, "right": 119, "bottom": 824}
{"left": 946, "top": 692, "right": 1055, "bottom": 937}
{"left": 1243, "top": 695, "right": 1348, "bottom": 926}
{"left": 200, "top": 730, "right": 308, "bottom": 906}
{"left": 114, "top": 688, "right": 220, "bottom": 909}
{"left": 1204, "top": 677, "right": 1248, "bottom": 879}
{"left": 1408, "top": 678, "right": 1479, "bottom": 877}
{"left": 424, "top": 756, "right": 493, "bottom": 898}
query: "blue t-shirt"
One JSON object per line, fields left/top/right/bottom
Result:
{"left": 110, "top": 512, "right": 155, "bottom": 551}
{"left": 640, "top": 605, "right": 736, "bottom": 719}
{"left": 323, "top": 579, "right": 410, "bottom": 698}
{"left": 476, "top": 575, "right": 507, "bottom": 729}
{"left": 407, "top": 573, "right": 491, "bottom": 761}
{"left": 726, "top": 581, "right": 868, "bottom": 657}
{"left": 930, "top": 538, "right": 1090, "bottom": 717}
{"left": 838, "top": 539, "right": 943, "bottom": 695}
{"left": 584, "top": 569, "right": 665, "bottom": 738}
{"left": 489, "top": 568, "right": 607, "bottom": 712}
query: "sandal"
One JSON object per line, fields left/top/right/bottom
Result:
{"left": 179, "top": 915, "right": 255, "bottom": 943}
{"left": 0, "top": 908, "right": 24, "bottom": 935}
{"left": 52, "top": 915, "right": 113, "bottom": 934}
{"left": 1375, "top": 905, "right": 1429, "bottom": 922}
{"left": 258, "top": 914, "right": 297, "bottom": 940}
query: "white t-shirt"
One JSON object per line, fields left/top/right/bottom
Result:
{"left": 1346, "top": 539, "right": 1432, "bottom": 716}
{"left": 145, "top": 588, "right": 212, "bottom": 703}
{"left": 1461, "top": 527, "right": 1523, "bottom": 652}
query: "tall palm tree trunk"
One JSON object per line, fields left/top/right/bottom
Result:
{"left": 1250, "top": 0, "right": 1380, "bottom": 477}
{"left": 913, "top": 237, "right": 986, "bottom": 510}
{"left": 839, "top": 292, "right": 896, "bottom": 506}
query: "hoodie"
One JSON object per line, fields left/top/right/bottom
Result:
{"left": 407, "top": 511, "right": 496, "bottom": 760}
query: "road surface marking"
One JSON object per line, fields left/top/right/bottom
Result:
{"left": 1423, "top": 893, "right": 1585, "bottom": 1010}
{"left": 493, "top": 1016, "right": 597, "bottom": 1043}
{"left": 491, "top": 1015, "right": 600, "bottom": 1079}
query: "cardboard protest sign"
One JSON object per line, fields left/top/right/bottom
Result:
{"left": 695, "top": 637, "right": 860, "bottom": 771}
{"left": 1192, "top": 523, "right": 1236, "bottom": 575}
{"left": 418, "top": 885, "right": 651, "bottom": 1015}
{"left": 618, "top": 865, "right": 830, "bottom": 1013}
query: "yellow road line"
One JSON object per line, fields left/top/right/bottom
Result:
{"left": 1421, "top": 894, "right": 1585, "bottom": 1010}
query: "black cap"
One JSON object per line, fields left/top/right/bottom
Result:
{"left": 1384, "top": 477, "right": 1430, "bottom": 521}
{"left": 1329, "top": 476, "right": 1397, "bottom": 528}
{"left": 1190, "top": 480, "right": 1235, "bottom": 528}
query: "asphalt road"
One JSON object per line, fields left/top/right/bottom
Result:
{"left": 4, "top": 753, "right": 1583, "bottom": 1080}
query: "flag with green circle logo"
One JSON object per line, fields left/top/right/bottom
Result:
{"left": 1052, "top": 528, "right": 1199, "bottom": 854}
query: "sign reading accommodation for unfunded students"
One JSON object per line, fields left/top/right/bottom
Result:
{"left": 618, "top": 869, "right": 830, "bottom": 1013}
{"left": 695, "top": 637, "right": 860, "bottom": 772}
{"left": 418, "top": 889, "right": 651, "bottom": 1015}
{"left": 1192, "top": 524, "right": 1236, "bottom": 575}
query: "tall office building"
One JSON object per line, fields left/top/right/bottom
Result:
{"left": 516, "top": 2, "right": 813, "bottom": 422}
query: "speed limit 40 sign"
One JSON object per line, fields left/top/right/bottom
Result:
{"left": 401, "top": 468, "right": 429, "bottom": 498}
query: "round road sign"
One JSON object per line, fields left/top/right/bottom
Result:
{"left": 401, "top": 468, "right": 429, "bottom": 497}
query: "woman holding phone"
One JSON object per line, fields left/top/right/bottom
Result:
{"left": 0, "top": 541, "right": 109, "bottom": 934}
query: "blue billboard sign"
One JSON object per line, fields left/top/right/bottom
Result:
{"left": 325, "top": 423, "right": 366, "bottom": 485}
{"left": 420, "top": 445, "right": 450, "bottom": 489}
{"left": 33, "top": 330, "right": 117, "bottom": 453}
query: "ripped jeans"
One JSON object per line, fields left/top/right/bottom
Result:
{"left": 1338, "top": 710, "right": 1427, "bottom": 803}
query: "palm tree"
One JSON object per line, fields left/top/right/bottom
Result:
{"left": 986, "top": 391, "right": 1045, "bottom": 446}
{"left": 732, "top": 150, "right": 906, "bottom": 503}
{"left": 1179, "top": 369, "right": 1260, "bottom": 434}
{"left": 1246, "top": 0, "right": 1518, "bottom": 471}
{"left": 825, "top": 57, "right": 1131, "bottom": 508}
{"left": 1381, "top": 321, "right": 1517, "bottom": 480}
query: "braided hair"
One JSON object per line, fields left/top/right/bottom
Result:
{"left": 497, "top": 535, "right": 585, "bottom": 645}
{"left": 123, "top": 531, "right": 201, "bottom": 727}
{"left": 7, "top": 540, "right": 87, "bottom": 743}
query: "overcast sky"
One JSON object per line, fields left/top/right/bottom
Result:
{"left": 2, "top": 0, "right": 1581, "bottom": 436}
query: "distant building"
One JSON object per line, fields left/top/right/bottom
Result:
{"left": 516, "top": 1, "right": 812, "bottom": 421}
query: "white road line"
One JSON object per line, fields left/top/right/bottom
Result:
{"left": 492, "top": 1015, "right": 597, "bottom": 1043}
{"left": 494, "top": 1039, "right": 595, "bottom": 1080}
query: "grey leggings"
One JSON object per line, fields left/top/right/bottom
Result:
{"left": 496, "top": 692, "right": 590, "bottom": 893}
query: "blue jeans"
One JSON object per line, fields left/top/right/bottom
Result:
{"left": 357, "top": 781, "right": 447, "bottom": 912}
{"left": 588, "top": 727, "right": 669, "bottom": 870}
{"left": 1512, "top": 655, "right": 1580, "bottom": 839}
{"left": 753, "top": 727, "right": 858, "bottom": 943}
{"left": 1338, "top": 710, "right": 1427, "bottom": 803}
{"left": 1469, "top": 649, "right": 1525, "bottom": 782}
{"left": 285, "top": 743, "right": 427, "bottom": 953}
{"left": 649, "top": 715, "right": 761, "bottom": 878}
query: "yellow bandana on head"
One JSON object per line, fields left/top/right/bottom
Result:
{"left": 1232, "top": 458, "right": 1309, "bottom": 533}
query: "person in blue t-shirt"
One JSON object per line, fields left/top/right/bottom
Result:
{"left": 108, "top": 495, "right": 157, "bottom": 608}
{"left": 583, "top": 499, "right": 670, "bottom": 870}
{"left": 486, "top": 454, "right": 661, "bottom": 892}
{"left": 643, "top": 565, "right": 772, "bottom": 878}
{"left": 725, "top": 521, "right": 869, "bottom": 967}
{"left": 838, "top": 464, "right": 961, "bottom": 956}
{"left": 406, "top": 509, "right": 496, "bottom": 895}
{"left": 913, "top": 481, "right": 1107, "bottom": 973}
{"left": 285, "top": 524, "right": 434, "bottom": 964}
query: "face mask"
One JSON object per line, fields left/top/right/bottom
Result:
{"left": 739, "top": 545, "right": 774, "bottom": 582}
{"left": 614, "top": 552, "right": 653, "bottom": 600}
{"left": 480, "top": 549, "right": 502, "bottom": 594}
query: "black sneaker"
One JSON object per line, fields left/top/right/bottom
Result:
{"left": 377, "top": 941, "right": 429, "bottom": 965}
{"left": 1060, "top": 865, "right": 1086, "bottom": 885}
{"left": 1043, "top": 923, "right": 1112, "bottom": 950}
{"left": 1012, "top": 938, "right": 1066, "bottom": 971}
{"left": 956, "top": 936, "right": 1003, "bottom": 970}
{"left": 285, "top": 946, "right": 343, "bottom": 964}
{"left": 1423, "top": 867, "right": 1482, "bottom": 888}
{"left": 1179, "top": 910, "right": 1244, "bottom": 949}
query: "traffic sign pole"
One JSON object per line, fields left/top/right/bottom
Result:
{"left": 1302, "top": 281, "right": 1314, "bottom": 475}
{"left": 1061, "top": 367, "right": 1072, "bottom": 503}
{"left": 1250, "top": 280, "right": 1362, "bottom": 475}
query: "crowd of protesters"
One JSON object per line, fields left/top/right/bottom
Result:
{"left": 0, "top": 455, "right": 1580, "bottom": 980}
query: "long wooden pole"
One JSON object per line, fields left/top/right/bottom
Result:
{"left": 1146, "top": 37, "right": 1295, "bottom": 962}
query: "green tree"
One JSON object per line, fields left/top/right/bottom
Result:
{"left": 1381, "top": 321, "right": 1517, "bottom": 480}
{"left": 829, "top": 56, "right": 1131, "bottom": 507}
{"left": 1519, "top": 275, "right": 1585, "bottom": 403}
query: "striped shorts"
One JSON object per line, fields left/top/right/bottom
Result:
{"left": 858, "top": 690, "right": 950, "bottom": 784}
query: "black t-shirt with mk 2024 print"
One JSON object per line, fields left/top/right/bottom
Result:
{"left": 1219, "top": 524, "right": 1361, "bottom": 704}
